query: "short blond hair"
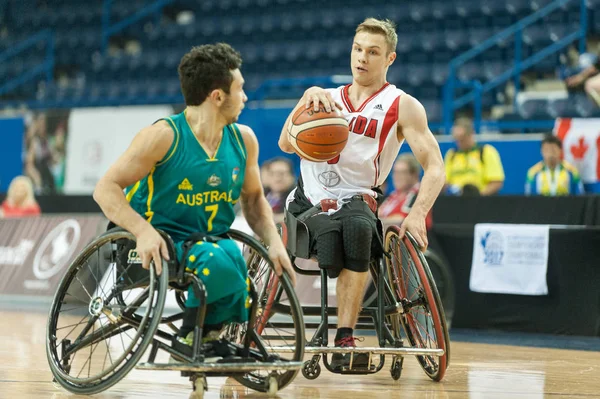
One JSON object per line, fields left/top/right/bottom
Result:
{"left": 355, "top": 18, "right": 398, "bottom": 54}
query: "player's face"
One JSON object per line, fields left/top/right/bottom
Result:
{"left": 351, "top": 32, "right": 396, "bottom": 85}
{"left": 541, "top": 143, "right": 561, "bottom": 167}
{"left": 221, "top": 69, "right": 247, "bottom": 124}
{"left": 451, "top": 126, "right": 474, "bottom": 150}
{"left": 392, "top": 161, "right": 418, "bottom": 192}
{"left": 268, "top": 161, "right": 295, "bottom": 193}
{"left": 9, "top": 180, "right": 29, "bottom": 203}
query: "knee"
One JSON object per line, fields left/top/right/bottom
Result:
{"left": 341, "top": 217, "right": 374, "bottom": 273}
{"left": 315, "top": 228, "right": 344, "bottom": 278}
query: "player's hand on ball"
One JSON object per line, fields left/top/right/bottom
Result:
{"left": 135, "top": 226, "right": 170, "bottom": 275}
{"left": 268, "top": 241, "right": 297, "bottom": 286}
{"left": 303, "top": 86, "right": 343, "bottom": 113}
{"left": 399, "top": 211, "right": 428, "bottom": 251}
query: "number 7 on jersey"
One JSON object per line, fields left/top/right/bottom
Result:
{"left": 205, "top": 204, "right": 218, "bottom": 232}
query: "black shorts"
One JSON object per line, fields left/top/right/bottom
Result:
{"left": 287, "top": 189, "right": 384, "bottom": 267}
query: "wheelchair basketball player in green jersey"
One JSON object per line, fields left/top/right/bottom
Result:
{"left": 93, "top": 43, "right": 296, "bottom": 360}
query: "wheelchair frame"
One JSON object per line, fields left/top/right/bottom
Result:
{"left": 279, "top": 210, "right": 450, "bottom": 381}
{"left": 46, "top": 228, "right": 305, "bottom": 398}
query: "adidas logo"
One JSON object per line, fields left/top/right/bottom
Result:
{"left": 178, "top": 178, "right": 193, "bottom": 191}
{"left": 374, "top": 104, "right": 384, "bottom": 111}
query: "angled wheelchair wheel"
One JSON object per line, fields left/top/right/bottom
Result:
{"left": 223, "top": 229, "right": 305, "bottom": 393}
{"left": 423, "top": 248, "right": 455, "bottom": 328}
{"left": 384, "top": 226, "right": 450, "bottom": 381}
{"left": 46, "top": 228, "right": 169, "bottom": 395}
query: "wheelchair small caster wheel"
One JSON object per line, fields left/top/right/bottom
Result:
{"left": 190, "top": 376, "right": 206, "bottom": 399}
{"left": 302, "top": 360, "right": 321, "bottom": 380}
{"left": 267, "top": 376, "right": 278, "bottom": 396}
{"left": 391, "top": 356, "right": 404, "bottom": 380}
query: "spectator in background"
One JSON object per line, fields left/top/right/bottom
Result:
{"left": 379, "top": 154, "right": 432, "bottom": 230}
{"left": 0, "top": 176, "right": 41, "bottom": 218}
{"left": 525, "top": 135, "right": 584, "bottom": 196}
{"left": 444, "top": 117, "right": 505, "bottom": 196}
{"left": 264, "top": 157, "right": 295, "bottom": 215}
{"left": 24, "top": 112, "right": 69, "bottom": 194}
{"left": 260, "top": 159, "right": 272, "bottom": 194}
{"left": 566, "top": 52, "right": 600, "bottom": 106}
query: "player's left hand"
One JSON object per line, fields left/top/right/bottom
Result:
{"left": 268, "top": 241, "right": 297, "bottom": 286}
{"left": 398, "top": 210, "right": 428, "bottom": 251}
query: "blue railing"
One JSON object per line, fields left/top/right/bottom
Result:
{"left": 0, "top": 29, "right": 54, "bottom": 97}
{"left": 102, "top": 0, "right": 174, "bottom": 54}
{"left": 443, "top": 0, "right": 588, "bottom": 134}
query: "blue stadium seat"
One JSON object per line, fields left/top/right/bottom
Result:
{"left": 444, "top": 30, "right": 469, "bottom": 51}
{"left": 547, "top": 97, "right": 579, "bottom": 118}
{"left": 505, "top": 0, "right": 531, "bottom": 15}
{"left": 575, "top": 95, "right": 600, "bottom": 118}
{"left": 518, "top": 98, "right": 551, "bottom": 119}
{"left": 0, "top": 0, "right": 580, "bottom": 112}
{"left": 421, "top": 100, "right": 442, "bottom": 122}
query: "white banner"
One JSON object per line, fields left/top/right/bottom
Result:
{"left": 64, "top": 105, "right": 173, "bottom": 194}
{"left": 554, "top": 118, "right": 600, "bottom": 184}
{"left": 470, "top": 223, "right": 549, "bottom": 296}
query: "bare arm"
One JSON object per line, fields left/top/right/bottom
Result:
{"left": 397, "top": 95, "right": 446, "bottom": 247}
{"left": 278, "top": 104, "right": 301, "bottom": 154}
{"left": 93, "top": 120, "right": 173, "bottom": 273}
{"left": 567, "top": 65, "right": 599, "bottom": 87}
{"left": 240, "top": 125, "right": 281, "bottom": 246}
{"left": 278, "top": 86, "right": 342, "bottom": 154}
{"left": 239, "top": 125, "right": 296, "bottom": 283}
{"left": 481, "top": 181, "right": 503, "bottom": 196}
{"left": 93, "top": 121, "right": 172, "bottom": 235}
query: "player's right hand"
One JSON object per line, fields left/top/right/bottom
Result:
{"left": 135, "top": 226, "right": 170, "bottom": 275}
{"left": 303, "top": 86, "right": 343, "bottom": 113}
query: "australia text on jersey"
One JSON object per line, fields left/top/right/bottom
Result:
{"left": 175, "top": 176, "right": 239, "bottom": 207}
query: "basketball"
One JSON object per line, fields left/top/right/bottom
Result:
{"left": 287, "top": 105, "right": 349, "bottom": 162}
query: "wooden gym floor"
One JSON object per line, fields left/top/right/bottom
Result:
{"left": 1, "top": 308, "right": 599, "bottom": 399}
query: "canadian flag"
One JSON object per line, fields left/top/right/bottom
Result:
{"left": 554, "top": 118, "right": 600, "bottom": 183}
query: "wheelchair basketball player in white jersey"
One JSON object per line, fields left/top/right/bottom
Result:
{"left": 278, "top": 17, "right": 446, "bottom": 370}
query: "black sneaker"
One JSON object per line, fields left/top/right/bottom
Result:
{"left": 329, "top": 336, "right": 370, "bottom": 371}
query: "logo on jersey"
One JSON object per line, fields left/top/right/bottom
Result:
{"left": 207, "top": 174, "right": 221, "bottom": 187}
{"left": 374, "top": 104, "right": 383, "bottom": 111}
{"left": 178, "top": 178, "right": 193, "bottom": 191}
{"left": 318, "top": 171, "right": 341, "bottom": 187}
{"left": 232, "top": 167, "right": 240, "bottom": 183}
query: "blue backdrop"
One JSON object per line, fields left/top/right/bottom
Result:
{"left": 0, "top": 117, "right": 24, "bottom": 193}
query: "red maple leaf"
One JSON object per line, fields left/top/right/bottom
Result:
{"left": 570, "top": 137, "right": 588, "bottom": 160}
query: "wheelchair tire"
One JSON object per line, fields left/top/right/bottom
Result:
{"left": 423, "top": 247, "right": 455, "bottom": 328}
{"left": 225, "top": 229, "right": 305, "bottom": 393}
{"left": 384, "top": 226, "right": 450, "bottom": 382}
{"left": 363, "top": 250, "right": 455, "bottom": 328}
{"left": 46, "top": 229, "right": 168, "bottom": 395}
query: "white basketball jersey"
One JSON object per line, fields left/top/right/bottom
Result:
{"left": 298, "top": 83, "right": 405, "bottom": 204}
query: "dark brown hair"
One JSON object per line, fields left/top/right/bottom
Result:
{"left": 178, "top": 43, "right": 242, "bottom": 106}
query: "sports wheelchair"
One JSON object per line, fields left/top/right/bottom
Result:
{"left": 279, "top": 208, "right": 450, "bottom": 381}
{"left": 46, "top": 227, "right": 305, "bottom": 398}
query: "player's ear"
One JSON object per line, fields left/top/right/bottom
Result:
{"left": 209, "top": 89, "right": 225, "bottom": 105}
{"left": 388, "top": 52, "right": 397, "bottom": 67}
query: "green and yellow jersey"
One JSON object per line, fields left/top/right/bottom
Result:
{"left": 125, "top": 110, "right": 247, "bottom": 241}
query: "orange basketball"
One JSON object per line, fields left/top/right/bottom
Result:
{"left": 287, "top": 105, "right": 349, "bottom": 162}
